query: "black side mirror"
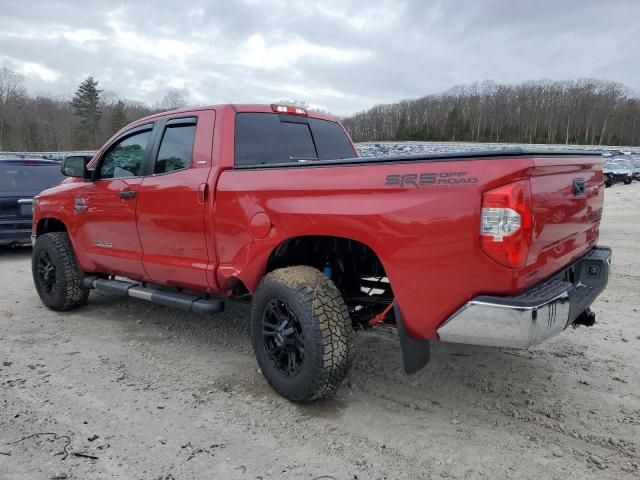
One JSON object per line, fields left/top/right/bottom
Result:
{"left": 62, "top": 155, "right": 92, "bottom": 178}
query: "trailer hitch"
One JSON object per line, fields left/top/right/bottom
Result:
{"left": 573, "top": 308, "right": 596, "bottom": 328}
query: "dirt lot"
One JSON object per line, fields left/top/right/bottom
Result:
{"left": 1, "top": 183, "right": 639, "bottom": 480}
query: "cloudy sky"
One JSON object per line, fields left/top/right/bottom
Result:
{"left": 0, "top": 0, "right": 638, "bottom": 115}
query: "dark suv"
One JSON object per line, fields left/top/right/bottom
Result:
{"left": 0, "top": 158, "right": 64, "bottom": 246}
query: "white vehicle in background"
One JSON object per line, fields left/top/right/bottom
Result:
{"left": 604, "top": 162, "right": 633, "bottom": 187}
{"left": 612, "top": 158, "right": 640, "bottom": 181}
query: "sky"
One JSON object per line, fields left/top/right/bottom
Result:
{"left": 0, "top": 0, "right": 638, "bottom": 116}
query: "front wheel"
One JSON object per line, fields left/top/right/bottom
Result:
{"left": 624, "top": 177, "right": 632, "bottom": 185}
{"left": 250, "top": 266, "right": 353, "bottom": 402}
{"left": 32, "top": 232, "right": 89, "bottom": 311}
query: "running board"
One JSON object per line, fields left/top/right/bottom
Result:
{"left": 82, "top": 276, "right": 225, "bottom": 314}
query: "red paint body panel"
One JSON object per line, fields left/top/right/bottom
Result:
{"left": 527, "top": 157, "right": 603, "bottom": 272}
{"left": 136, "top": 110, "right": 216, "bottom": 291}
{"left": 78, "top": 178, "right": 145, "bottom": 279}
{"left": 33, "top": 104, "right": 605, "bottom": 342}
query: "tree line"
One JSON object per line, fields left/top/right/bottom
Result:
{"left": 0, "top": 65, "right": 187, "bottom": 151}
{"left": 341, "top": 79, "right": 640, "bottom": 146}
{"left": 2, "top": 66, "right": 640, "bottom": 151}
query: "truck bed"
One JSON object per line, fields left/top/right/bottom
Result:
{"left": 217, "top": 150, "right": 605, "bottom": 340}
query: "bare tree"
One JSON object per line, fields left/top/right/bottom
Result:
{"left": 0, "top": 64, "right": 27, "bottom": 150}
{"left": 159, "top": 89, "right": 188, "bottom": 111}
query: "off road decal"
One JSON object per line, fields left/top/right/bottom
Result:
{"left": 385, "top": 171, "right": 478, "bottom": 188}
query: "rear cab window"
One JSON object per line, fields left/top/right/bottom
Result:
{"left": 234, "top": 113, "right": 355, "bottom": 166}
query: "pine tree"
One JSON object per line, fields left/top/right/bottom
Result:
{"left": 110, "top": 100, "right": 128, "bottom": 134}
{"left": 71, "top": 76, "right": 102, "bottom": 147}
{"left": 445, "top": 106, "right": 461, "bottom": 141}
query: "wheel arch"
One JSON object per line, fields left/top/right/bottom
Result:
{"left": 265, "top": 234, "right": 387, "bottom": 278}
{"left": 223, "top": 234, "right": 389, "bottom": 297}
{"left": 36, "top": 217, "right": 68, "bottom": 236}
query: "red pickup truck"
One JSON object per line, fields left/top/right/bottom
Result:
{"left": 31, "top": 104, "right": 611, "bottom": 402}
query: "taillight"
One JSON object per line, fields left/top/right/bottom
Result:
{"left": 271, "top": 104, "right": 308, "bottom": 116}
{"left": 481, "top": 180, "right": 533, "bottom": 268}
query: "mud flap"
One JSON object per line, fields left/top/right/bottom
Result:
{"left": 394, "top": 302, "right": 431, "bottom": 374}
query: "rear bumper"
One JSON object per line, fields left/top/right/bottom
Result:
{"left": 437, "top": 246, "right": 612, "bottom": 348}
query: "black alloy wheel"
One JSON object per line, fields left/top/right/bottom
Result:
{"left": 37, "top": 251, "right": 57, "bottom": 295}
{"left": 262, "top": 298, "right": 305, "bottom": 377}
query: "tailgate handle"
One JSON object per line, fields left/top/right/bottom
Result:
{"left": 573, "top": 178, "right": 585, "bottom": 196}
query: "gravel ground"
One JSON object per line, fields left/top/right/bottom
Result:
{"left": 1, "top": 182, "right": 639, "bottom": 480}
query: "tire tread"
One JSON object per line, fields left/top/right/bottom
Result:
{"left": 251, "top": 266, "right": 353, "bottom": 402}
{"left": 33, "top": 232, "right": 89, "bottom": 311}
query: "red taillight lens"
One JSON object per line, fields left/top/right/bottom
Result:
{"left": 480, "top": 180, "right": 533, "bottom": 268}
{"left": 271, "top": 104, "right": 308, "bottom": 116}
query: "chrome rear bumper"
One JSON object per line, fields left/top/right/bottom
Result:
{"left": 437, "top": 246, "right": 612, "bottom": 348}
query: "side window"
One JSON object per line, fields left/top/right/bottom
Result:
{"left": 98, "top": 130, "right": 151, "bottom": 179}
{"left": 154, "top": 124, "right": 196, "bottom": 174}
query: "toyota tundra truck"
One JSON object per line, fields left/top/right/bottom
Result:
{"left": 31, "top": 104, "right": 611, "bottom": 402}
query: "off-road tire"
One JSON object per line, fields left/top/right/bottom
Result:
{"left": 32, "top": 232, "right": 89, "bottom": 311}
{"left": 251, "top": 266, "right": 353, "bottom": 402}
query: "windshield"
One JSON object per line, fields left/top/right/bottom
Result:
{"left": 0, "top": 164, "right": 64, "bottom": 194}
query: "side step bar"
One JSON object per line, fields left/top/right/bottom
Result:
{"left": 82, "top": 276, "right": 225, "bottom": 314}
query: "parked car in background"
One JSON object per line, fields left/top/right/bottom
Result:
{"left": 603, "top": 161, "right": 633, "bottom": 187}
{"left": 0, "top": 158, "right": 65, "bottom": 246}
{"left": 601, "top": 150, "right": 624, "bottom": 158}
{"left": 629, "top": 158, "right": 640, "bottom": 173}
{"left": 612, "top": 158, "right": 640, "bottom": 181}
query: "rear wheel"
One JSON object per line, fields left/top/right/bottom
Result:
{"left": 624, "top": 177, "right": 632, "bottom": 185}
{"left": 32, "top": 232, "right": 89, "bottom": 311}
{"left": 251, "top": 266, "right": 353, "bottom": 402}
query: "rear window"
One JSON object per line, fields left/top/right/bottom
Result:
{"left": 0, "top": 164, "right": 64, "bottom": 194}
{"left": 235, "top": 113, "right": 355, "bottom": 166}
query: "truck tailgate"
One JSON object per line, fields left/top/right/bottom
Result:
{"left": 527, "top": 156, "right": 604, "bottom": 277}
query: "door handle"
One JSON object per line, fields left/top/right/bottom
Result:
{"left": 118, "top": 190, "right": 136, "bottom": 199}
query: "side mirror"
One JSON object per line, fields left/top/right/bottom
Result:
{"left": 62, "top": 155, "right": 92, "bottom": 178}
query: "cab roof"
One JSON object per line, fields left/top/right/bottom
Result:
{"left": 129, "top": 103, "right": 337, "bottom": 127}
